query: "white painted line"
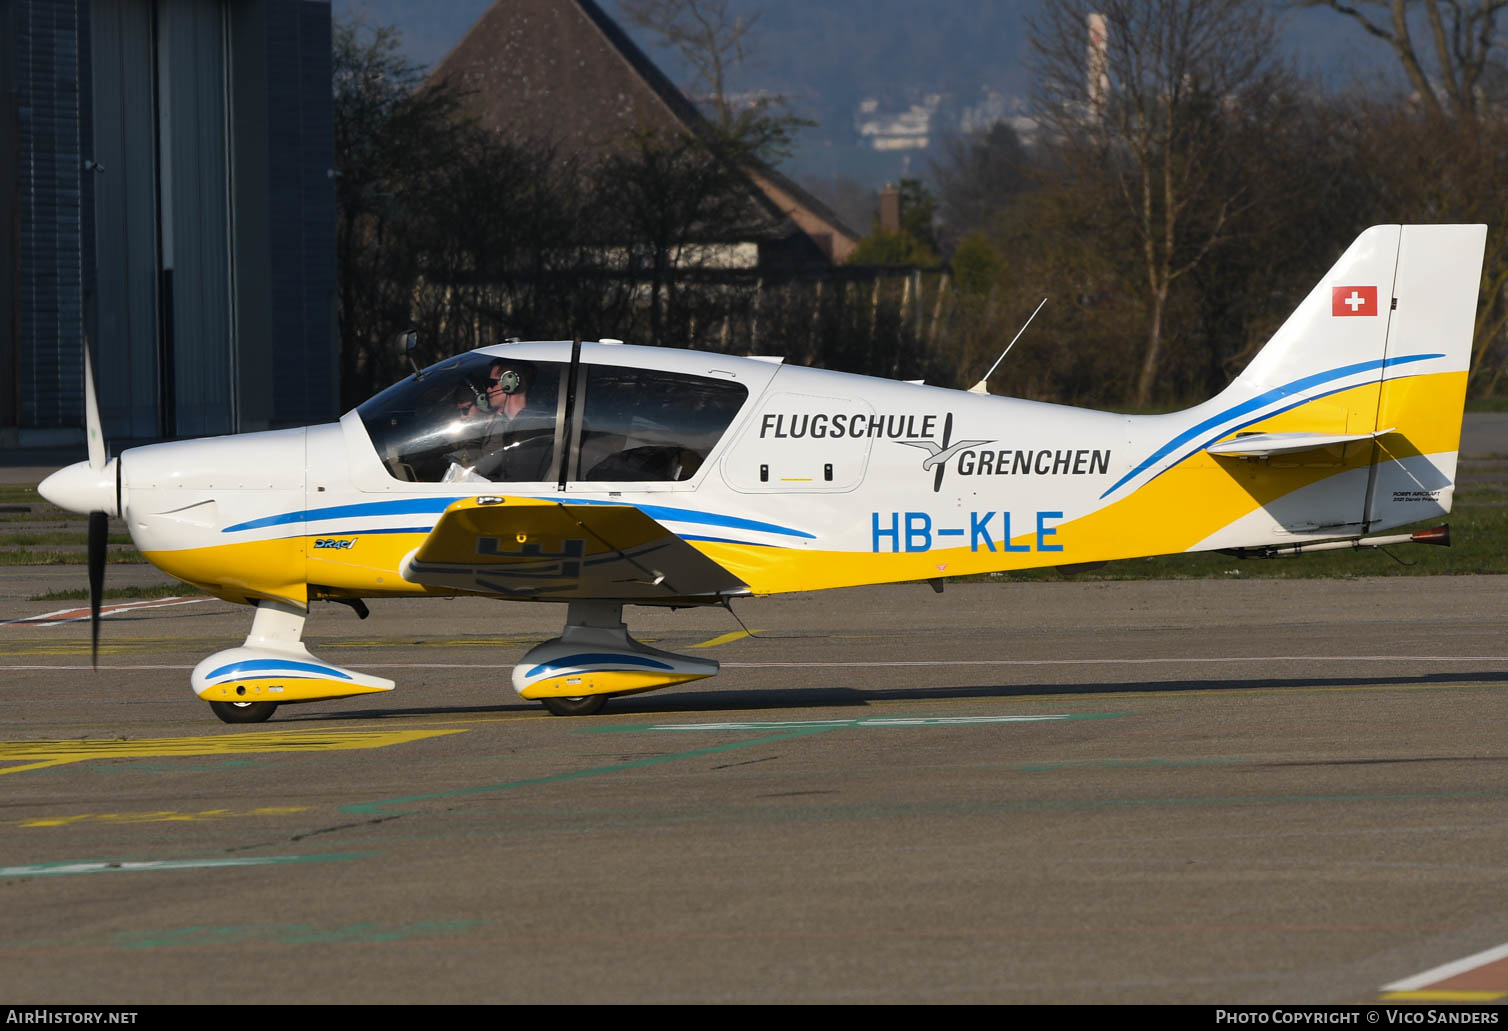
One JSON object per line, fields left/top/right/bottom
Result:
{"left": 1383, "top": 942, "right": 1508, "bottom": 991}
{"left": 5, "top": 655, "right": 1508, "bottom": 674}
{"left": 0, "top": 665, "right": 198, "bottom": 671}
{"left": 267, "top": 655, "right": 1508, "bottom": 669}
{"left": 718, "top": 656, "right": 1508, "bottom": 668}
{"left": 2, "top": 596, "right": 214, "bottom": 627}
{"left": 648, "top": 715, "right": 1075, "bottom": 731}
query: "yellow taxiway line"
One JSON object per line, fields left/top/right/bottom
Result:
{"left": 0, "top": 727, "right": 466, "bottom": 777}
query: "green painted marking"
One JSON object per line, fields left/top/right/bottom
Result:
{"left": 339, "top": 727, "right": 837, "bottom": 816}
{"left": 0, "top": 853, "right": 372, "bottom": 877}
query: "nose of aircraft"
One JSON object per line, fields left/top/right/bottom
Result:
{"left": 38, "top": 459, "right": 118, "bottom": 516}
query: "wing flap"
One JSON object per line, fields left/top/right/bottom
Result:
{"left": 1206, "top": 427, "right": 1396, "bottom": 458}
{"left": 401, "top": 496, "right": 747, "bottom": 601}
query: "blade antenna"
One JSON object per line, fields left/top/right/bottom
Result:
{"left": 968, "top": 297, "right": 1047, "bottom": 395}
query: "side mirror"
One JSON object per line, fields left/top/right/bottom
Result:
{"left": 396, "top": 329, "right": 422, "bottom": 379}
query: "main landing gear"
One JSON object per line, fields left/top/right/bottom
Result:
{"left": 539, "top": 695, "right": 609, "bottom": 717}
{"left": 512, "top": 601, "right": 719, "bottom": 716}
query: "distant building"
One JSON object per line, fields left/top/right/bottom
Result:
{"left": 854, "top": 94, "right": 941, "bottom": 153}
{"left": 1, "top": 0, "right": 337, "bottom": 449}
{"left": 430, "top": 0, "right": 859, "bottom": 270}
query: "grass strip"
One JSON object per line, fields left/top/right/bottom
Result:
{"left": 27, "top": 583, "right": 188, "bottom": 602}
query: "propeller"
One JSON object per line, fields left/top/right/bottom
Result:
{"left": 88, "top": 510, "right": 105, "bottom": 665}
{"left": 82, "top": 344, "right": 107, "bottom": 668}
{"left": 37, "top": 340, "right": 122, "bottom": 669}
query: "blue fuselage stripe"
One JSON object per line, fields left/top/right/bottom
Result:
{"left": 205, "top": 659, "right": 354, "bottom": 681}
{"left": 225, "top": 498, "right": 463, "bottom": 533}
{"left": 224, "top": 496, "right": 811, "bottom": 541}
{"left": 1100, "top": 354, "right": 1441, "bottom": 499}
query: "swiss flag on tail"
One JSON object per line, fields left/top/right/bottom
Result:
{"left": 1332, "top": 285, "right": 1378, "bottom": 316}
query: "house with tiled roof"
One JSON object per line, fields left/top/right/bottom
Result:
{"left": 429, "top": 0, "right": 859, "bottom": 270}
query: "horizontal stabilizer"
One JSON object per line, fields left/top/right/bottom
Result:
{"left": 401, "top": 496, "right": 747, "bottom": 601}
{"left": 1206, "top": 428, "right": 1396, "bottom": 458}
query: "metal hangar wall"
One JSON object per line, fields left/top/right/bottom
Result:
{"left": 1, "top": 0, "right": 336, "bottom": 448}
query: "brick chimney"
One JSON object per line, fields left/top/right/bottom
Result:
{"left": 879, "top": 183, "right": 901, "bottom": 233}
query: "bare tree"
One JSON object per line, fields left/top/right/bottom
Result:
{"left": 931, "top": 122, "right": 1033, "bottom": 251}
{"left": 619, "top": 0, "right": 760, "bottom": 128}
{"left": 333, "top": 17, "right": 476, "bottom": 404}
{"left": 1304, "top": 2, "right": 1508, "bottom": 392}
{"left": 618, "top": 0, "right": 810, "bottom": 166}
{"left": 1302, "top": 0, "right": 1508, "bottom": 118}
{"left": 590, "top": 127, "right": 779, "bottom": 344}
{"left": 1031, "top": 0, "right": 1290, "bottom": 408}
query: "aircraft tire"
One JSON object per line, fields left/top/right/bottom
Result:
{"left": 540, "top": 695, "right": 608, "bottom": 717}
{"left": 209, "top": 700, "right": 279, "bottom": 724}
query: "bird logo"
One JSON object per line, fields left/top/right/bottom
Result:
{"left": 895, "top": 414, "right": 993, "bottom": 491}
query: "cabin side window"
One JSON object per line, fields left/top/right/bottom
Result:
{"left": 572, "top": 365, "right": 747, "bottom": 482}
{"left": 358, "top": 355, "right": 564, "bottom": 483}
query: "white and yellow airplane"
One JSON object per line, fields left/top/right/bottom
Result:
{"left": 39, "top": 224, "right": 1485, "bottom": 723}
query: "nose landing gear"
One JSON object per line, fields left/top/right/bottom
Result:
{"left": 209, "top": 700, "right": 280, "bottom": 724}
{"left": 193, "top": 599, "right": 395, "bottom": 722}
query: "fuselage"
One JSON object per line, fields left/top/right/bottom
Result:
{"left": 97, "top": 339, "right": 1461, "bottom": 609}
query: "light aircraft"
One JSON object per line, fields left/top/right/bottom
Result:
{"left": 39, "top": 224, "right": 1485, "bottom": 723}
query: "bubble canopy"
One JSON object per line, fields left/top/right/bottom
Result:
{"left": 357, "top": 350, "right": 748, "bottom": 484}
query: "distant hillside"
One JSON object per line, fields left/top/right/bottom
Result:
{"left": 337, "top": 0, "right": 1028, "bottom": 92}
{"left": 335, "top": 0, "right": 1399, "bottom": 194}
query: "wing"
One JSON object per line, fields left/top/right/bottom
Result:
{"left": 400, "top": 495, "right": 748, "bottom": 602}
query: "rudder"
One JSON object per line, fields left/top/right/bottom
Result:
{"left": 1366, "top": 224, "right": 1486, "bottom": 530}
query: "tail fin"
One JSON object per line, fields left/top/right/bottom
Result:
{"left": 1187, "top": 224, "right": 1484, "bottom": 545}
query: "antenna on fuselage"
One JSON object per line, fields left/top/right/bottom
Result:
{"left": 397, "top": 329, "right": 423, "bottom": 379}
{"left": 968, "top": 297, "right": 1047, "bottom": 395}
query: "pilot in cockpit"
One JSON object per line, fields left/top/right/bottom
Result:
{"left": 452, "top": 359, "right": 551, "bottom": 481}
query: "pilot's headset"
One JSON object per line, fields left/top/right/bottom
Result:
{"left": 491, "top": 361, "right": 534, "bottom": 398}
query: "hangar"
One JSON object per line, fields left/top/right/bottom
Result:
{"left": 1, "top": 0, "right": 337, "bottom": 448}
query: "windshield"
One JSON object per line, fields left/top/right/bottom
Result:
{"left": 358, "top": 353, "right": 564, "bottom": 483}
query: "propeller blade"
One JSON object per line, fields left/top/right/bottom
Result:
{"left": 84, "top": 343, "right": 105, "bottom": 473}
{"left": 88, "top": 510, "right": 106, "bottom": 669}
